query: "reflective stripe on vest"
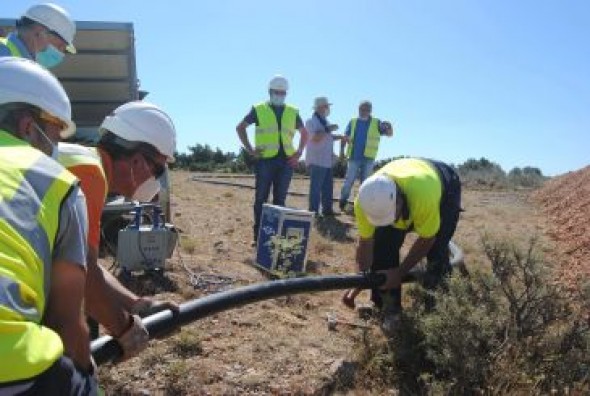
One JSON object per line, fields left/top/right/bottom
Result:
{"left": 0, "top": 130, "right": 77, "bottom": 382}
{"left": 0, "top": 36, "right": 23, "bottom": 57}
{"left": 254, "top": 102, "right": 297, "bottom": 158}
{"left": 58, "top": 142, "right": 108, "bottom": 202}
{"left": 346, "top": 118, "right": 381, "bottom": 159}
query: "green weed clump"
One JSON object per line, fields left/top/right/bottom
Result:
{"left": 171, "top": 329, "right": 203, "bottom": 358}
{"left": 357, "top": 236, "right": 590, "bottom": 394}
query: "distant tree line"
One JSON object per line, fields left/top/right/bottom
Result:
{"left": 453, "top": 157, "right": 546, "bottom": 188}
{"left": 171, "top": 145, "right": 546, "bottom": 188}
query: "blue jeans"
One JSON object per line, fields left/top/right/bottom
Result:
{"left": 253, "top": 157, "right": 294, "bottom": 239}
{"left": 339, "top": 158, "right": 375, "bottom": 205}
{"left": 308, "top": 165, "right": 334, "bottom": 214}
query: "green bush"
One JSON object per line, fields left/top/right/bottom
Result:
{"left": 356, "top": 236, "right": 590, "bottom": 394}
{"left": 417, "top": 274, "right": 504, "bottom": 392}
{"left": 455, "top": 158, "right": 547, "bottom": 189}
{"left": 508, "top": 167, "right": 546, "bottom": 188}
{"left": 457, "top": 158, "right": 508, "bottom": 188}
{"left": 172, "top": 145, "right": 547, "bottom": 190}
{"left": 188, "top": 162, "right": 215, "bottom": 172}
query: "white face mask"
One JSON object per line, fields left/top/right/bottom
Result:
{"left": 32, "top": 122, "right": 58, "bottom": 159}
{"left": 270, "top": 93, "right": 285, "bottom": 106}
{"left": 132, "top": 177, "right": 161, "bottom": 202}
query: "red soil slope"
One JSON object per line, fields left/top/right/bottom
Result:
{"left": 533, "top": 165, "right": 590, "bottom": 289}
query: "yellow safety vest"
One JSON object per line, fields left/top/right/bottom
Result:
{"left": 355, "top": 158, "right": 443, "bottom": 239}
{"left": 0, "top": 130, "right": 78, "bottom": 382}
{"left": 254, "top": 102, "right": 297, "bottom": 158}
{"left": 58, "top": 142, "right": 109, "bottom": 202}
{"left": 346, "top": 117, "right": 381, "bottom": 160}
{"left": 0, "top": 36, "right": 23, "bottom": 57}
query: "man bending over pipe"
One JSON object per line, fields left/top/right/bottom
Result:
{"left": 348, "top": 157, "right": 462, "bottom": 335}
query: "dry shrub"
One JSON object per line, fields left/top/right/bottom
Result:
{"left": 180, "top": 235, "right": 197, "bottom": 254}
{"left": 357, "top": 235, "right": 590, "bottom": 394}
{"left": 171, "top": 329, "right": 203, "bottom": 358}
{"left": 165, "top": 360, "right": 193, "bottom": 396}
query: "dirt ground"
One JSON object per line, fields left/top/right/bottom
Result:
{"left": 532, "top": 165, "right": 590, "bottom": 291}
{"left": 97, "top": 171, "right": 549, "bottom": 395}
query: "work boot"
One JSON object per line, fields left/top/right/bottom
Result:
{"left": 377, "top": 291, "right": 402, "bottom": 337}
{"left": 380, "top": 306, "right": 402, "bottom": 337}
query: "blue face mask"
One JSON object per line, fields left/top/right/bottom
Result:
{"left": 35, "top": 44, "right": 65, "bottom": 69}
{"left": 269, "top": 94, "right": 285, "bottom": 106}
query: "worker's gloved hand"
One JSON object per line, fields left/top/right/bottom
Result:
{"left": 131, "top": 297, "right": 180, "bottom": 318}
{"left": 116, "top": 314, "right": 149, "bottom": 361}
{"left": 131, "top": 297, "right": 180, "bottom": 339}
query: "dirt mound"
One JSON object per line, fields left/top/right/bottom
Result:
{"left": 532, "top": 165, "right": 590, "bottom": 289}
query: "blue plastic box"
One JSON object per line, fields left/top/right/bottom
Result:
{"left": 255, "top": 204, "right": 313, "bottom": 274}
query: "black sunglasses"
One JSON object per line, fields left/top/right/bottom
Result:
{"left": 142, "top": 153, "right": 166, "bottom": 178}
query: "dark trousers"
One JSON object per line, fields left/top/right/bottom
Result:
{"left": 253, "top": 156, "right": 294, "bottom": 239}
{"left": 0, "top": 356, "right": 98, "bottom": 396}
{"left": 87, "top": 317, "right": 99, "bottom": 340}
{"left": 371, "top": 160, "right": 462, "bottom": 310}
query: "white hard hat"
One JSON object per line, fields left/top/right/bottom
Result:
{"left": 23, "top": 3, "right": 76, "bottom": 54}
{"left": 269, "top": 75, "right": 289, "bottom": 91}
{"left": 358, "top": 174, "right": 398, "bottom": 227}
{"left": 100, "top": 101, "right": 177, "bottom": 163}
{"left": 0, "top": 57, "right": 75, "bottom": 138}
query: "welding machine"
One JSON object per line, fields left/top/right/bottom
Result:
{"left": 116, "top": 204, "right": 178, "bottom": 272}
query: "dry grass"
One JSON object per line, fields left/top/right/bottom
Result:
{"left": 97, "top": 170, "right": 552, "bottom": 394}
{"left": 179, "top": 235, "right": 198, "bottom": 255}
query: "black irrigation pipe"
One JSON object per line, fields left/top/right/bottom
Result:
{"left": 191, "top": 176, "right": 350, "bottom": 203}
{"left": 192, "top": 176, "right": 302, "bottom": 196}
{"left": 92, "top": 273, "right": 385, "bottom": 365}
{"left": 190, "top": 173, "right": 310, "bottom": 180}
{"left": 91, "top": 240, "right": 464, "bottom": 366}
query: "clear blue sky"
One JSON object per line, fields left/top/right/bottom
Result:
{"left": 4, "top": 0, "right": 589, "bottom": 176}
